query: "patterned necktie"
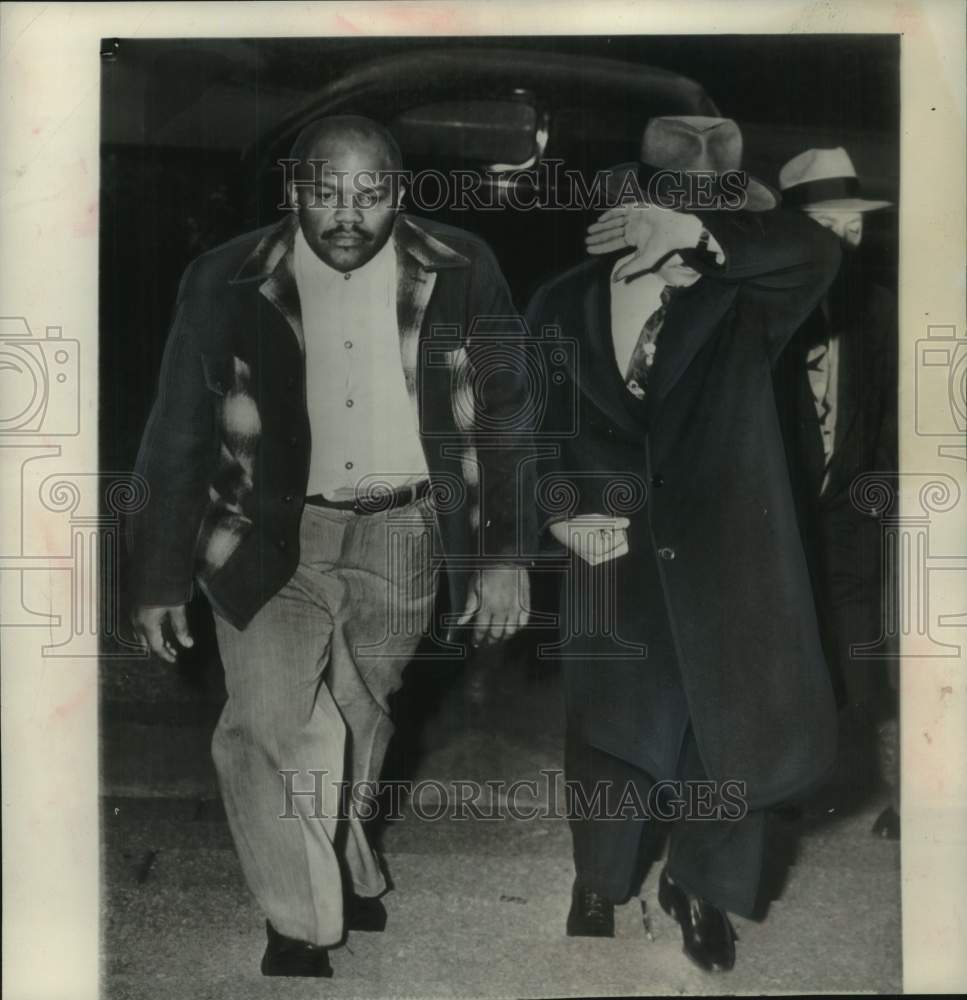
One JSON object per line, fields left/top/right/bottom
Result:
{"left": 625, "top": 285, "right": 673, "bottom": 400}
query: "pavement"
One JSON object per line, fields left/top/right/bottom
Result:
{"left": 101, "top": 624, "right": 901, "bottom": 999}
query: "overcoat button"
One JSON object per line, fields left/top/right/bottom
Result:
{"left": 651, "top": 475, "right": 664, "bottom": 487}
{"left": 658, "top": 547, "right": 676, "bottom": 561}
{"left": 277, "top": 539, "right": 287, "bottom": 550}
{"left": 282, "top": 494, "right": 293, "bottom": 503}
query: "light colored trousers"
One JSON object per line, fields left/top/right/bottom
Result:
{"left": 211, "top": 499, "right": 436, "bottom": 946}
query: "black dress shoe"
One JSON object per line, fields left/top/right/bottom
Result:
{"left": 658, "top": 869, "right": 736, "bottom": 972}
{"left": 566, "top": 882, "right": 615, "bottom": 937}
{"left": 346, "top": 893, "right": 388, "bottom": 932}
{"left": 261, "top": 921, "right": 333, "bottom": 978}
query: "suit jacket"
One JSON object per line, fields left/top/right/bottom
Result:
{"left": 128, "top": 213, "right": 537, "bottom": 630}
{"left": 526, "top": 208, "right": 842, "bottom": 808}
{"left": 773, "top": 274, "right": 898, "bottom": 692}
{"left": 775, "top": 277, "right": 897, "bottom": 518}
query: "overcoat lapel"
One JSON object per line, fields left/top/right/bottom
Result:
{"left": 646, "top": 277, "right": 736, "bottom": 414}
{"left": 574, "top": 259, "right": 739, "bottom": 431}
{"left": 394, "top": 218, "right": 441, "bottom": 397}
{"left": 230, "top": 213, "right": 305, "bottom": 352}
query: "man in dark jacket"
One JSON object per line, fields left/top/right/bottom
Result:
{"left": 526, "top": 116, "right": 840, "bottom": 972}
{"left": 128, "top": 116, "right": 536, "bottom": 977}
{"left": 774, "top": 147, "right": 899, "bottom": 838}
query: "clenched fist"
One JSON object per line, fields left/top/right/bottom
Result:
{"left": 132, "top": 604, "right": 194, "bottom": 663}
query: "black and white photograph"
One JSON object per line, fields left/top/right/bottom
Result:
{"left": 1, "top": 3, "right": 965, "bottom": 998}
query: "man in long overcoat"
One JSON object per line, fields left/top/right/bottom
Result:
{"left": 526, "top": 116, "right": 841, "bottom": 972}
{"left": 773, "top": 146, "right": 898, "bottom": 837}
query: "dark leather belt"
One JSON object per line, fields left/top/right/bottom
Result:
{"left": 305, "top": 479, "right": 430, "bottom": 515}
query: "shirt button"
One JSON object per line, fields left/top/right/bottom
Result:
{"left": 345, "top": 461, "right": 354, "bottom": 470}
{"left": 344, "top": 340, "right": 353, "bottom": 349}
{"left": 346, "top": 399, "right": 354, "bottom": 408}
{"left": 658, "top": 547, "right": 676, "bottom": 561}
{"left": 344, "top": 272, "right": 352, "bottom": 281}
{"left": 651, "top": 474, "right": 664, "bottom": 487}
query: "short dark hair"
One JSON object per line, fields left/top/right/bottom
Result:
{"left": 288, "top": 114, "right": 403, "bottom": 172}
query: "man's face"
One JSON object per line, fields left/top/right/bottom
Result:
{"left": 804, "top": 209, "right": 864, "bottom": 248}
{"left": 289, "top": 138, "right": 400, "bottom": 271}
{"left": 657, "top": 253, "right": 702, "bottom": 288}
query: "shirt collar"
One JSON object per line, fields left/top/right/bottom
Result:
{"left": 610, "top": 261, "right": 666, "bottom": 294}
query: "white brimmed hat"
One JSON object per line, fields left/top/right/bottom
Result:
{"left": 779, "top": 147, "right": 891, "bottom": 212}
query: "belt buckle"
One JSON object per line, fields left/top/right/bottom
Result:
{"left": 351, "top": 483, "right": 407, "bottom": 516}
{"left": 359, "top": 481, "right": 426, "bottom": 515}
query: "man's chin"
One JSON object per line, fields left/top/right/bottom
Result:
{"left": 317, "top": 243, "right": 373, "bottom": 271}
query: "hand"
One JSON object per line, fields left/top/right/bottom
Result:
{"left": 456, "top": 564, "right": 531, "bottom": 646}
{"left": 132, "top": 604, "right": 194, "bottom": 663}
{"left": 586, "top": 205, "right": 724, "bottom": 281}
{"left": 548, "top": 514, "right": 630, "bottom": 566}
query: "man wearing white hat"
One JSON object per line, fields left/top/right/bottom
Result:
{"left": 775, "top": 147, "right": 898, "bottom": 839}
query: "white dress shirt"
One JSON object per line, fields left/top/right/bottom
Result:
{"left": 294, "top": 227, "right": 428, "bottom": 499}
{"left": 609, "top": 265, "right": 671, "bottom": 378}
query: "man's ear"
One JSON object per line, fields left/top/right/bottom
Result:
{"left": 395, "top": 182, "right": 407, "bottom": 212}
{"left": 286, "top": 181, "right": 300, "bottom": 212}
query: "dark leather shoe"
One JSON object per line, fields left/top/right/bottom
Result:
{"left": 658, "top": 869, "right": 736, "bottom": 972}
{"left": 261, "top": 921, "right": 333, "bottom": 978}
{"left": 346, "top": 893, "right": 387, "bottom": 932}
{"left": 566, "top": 882, "right": 615, "bottom": 937}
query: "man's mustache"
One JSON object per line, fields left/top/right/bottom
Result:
{"left": 321, "top": 225, "right": 372, "bottom": 241}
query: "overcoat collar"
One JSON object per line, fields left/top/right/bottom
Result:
{"left": 227, "top": 213, "right": 470, "bottom": 352}
{"left": 575, "top": 257, "right": 736, "bottom": 434}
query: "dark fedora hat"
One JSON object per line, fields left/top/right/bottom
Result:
{"left": 604, "top": 115, "right": 778, "bottom": 212}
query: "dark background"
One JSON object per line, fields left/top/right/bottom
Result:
{"left": 100, "top": 33, "right": 899, "bottom": 474}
